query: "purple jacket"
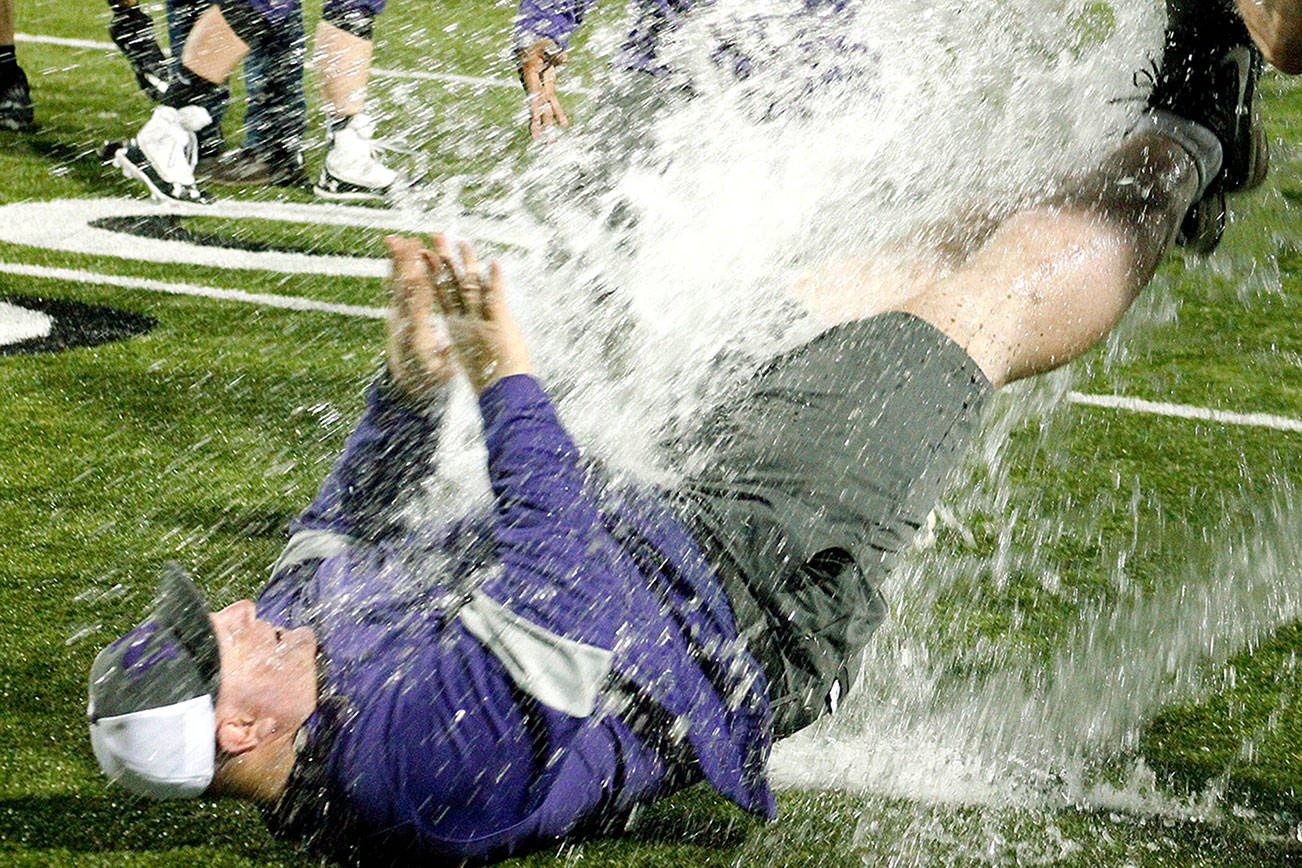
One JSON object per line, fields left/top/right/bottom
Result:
{"left": 257, "top": 374, "right": 773, "bottom": 864}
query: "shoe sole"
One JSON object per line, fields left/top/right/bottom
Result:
{"left": 0, "top": 107, "right": 35, "bottom": 131}
{"left": 313, "top": 184, "right": 390, "bottom": 203}
{"left": 107, "top": 142, "right": 211, "bottom": 206}
{"left": 1179, "top": 189, "right": 1227, "bottom": 256}
{"left": 1241, "top": 121, "right": 1268, "bottom": 192}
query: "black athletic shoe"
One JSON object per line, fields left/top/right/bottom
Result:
{"left": 109, "top": 6, "right": 172, "bottom": 103}
{"left": 101, "top": 139, "right": 212, "bottom": 206}
{"left": 198, "top": 145, "right": 309, "bottom": 188}
{"left": 1145, "top": 0, "right": 1267, "bottom": 252}
{"left": 0, "top": 65, "right": 35, "bottom": 132}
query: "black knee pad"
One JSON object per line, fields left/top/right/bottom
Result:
{"left": 216, "top": 0, "right": 297, "bottom": 53}
{"left": 322, "top": 2, "right": 376, "bottom": 40}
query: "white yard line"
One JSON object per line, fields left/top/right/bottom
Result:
{"left": 7, "top": 258, "right": 1302, "bottom": 435}
{"left": 0, "top": 261, "right": 385, "bottom": 319}
{"left": 14, "top": 33, "right": 112, "bottom": 51}
{"left": 14, "top": 31, "right": 597, "bottom": 96}
{"left": 0, "top": 197, "right": 535, "bottom": 278}
{"left": 1065, "top": 391, "right": 1302, "bottom": 434}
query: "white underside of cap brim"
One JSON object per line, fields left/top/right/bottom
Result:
{"left": 90, "top": 695, "right": 215, "bottom": 799}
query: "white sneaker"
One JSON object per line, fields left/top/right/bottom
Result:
{"left": 314, "top": 114, "right": 401, "bottom": 201}
{"left": 106, "top": 105, "right": 213, "bottom": 205}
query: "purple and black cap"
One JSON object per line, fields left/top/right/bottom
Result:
{"left": 87, "top": 562, "right": 221, "bottom": 799}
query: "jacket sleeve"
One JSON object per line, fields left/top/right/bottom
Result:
{"left": 513, "top": 0, "right": 600, "bottom": 52}
{"left": 468, "top": 377, "right": 630, "bottom": 671}
{"left": 292, "top": 374, "right": 449, "bottom": 543}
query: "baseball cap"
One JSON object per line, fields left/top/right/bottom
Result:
{"left": 87, "top": 562, "right": 221, "bottom": 799}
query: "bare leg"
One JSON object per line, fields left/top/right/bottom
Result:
{"left": 891, "top": 130, "right": 1200, "bottom": 387}
{"left": 0, "top": 0, "right": 13, "bottom": 46}
{"left": 790, "top": 205, "right": 1011, "bottom": 325}
{"left": 180, "top": 4, "right": 248, "bottom": 83}
{"left": 314, "top": 20, "right": 372, "bottom": 117}
{"left": 790, "top": 247, "right": 953, "bottom": 325}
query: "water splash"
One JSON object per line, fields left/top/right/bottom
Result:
{"left": 400, "top": 0, "right": 1302, "bottom": 851}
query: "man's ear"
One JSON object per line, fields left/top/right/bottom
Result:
{"left": 215, "top": 712, "right": 260, "bottom": 755}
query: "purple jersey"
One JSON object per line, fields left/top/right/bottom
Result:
{"left": 257, "top": 375, "right": 772, "bottom": 864}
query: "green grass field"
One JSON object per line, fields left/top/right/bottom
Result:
{"left": 6, "top": 1, "right": 1302, "bottom": 865}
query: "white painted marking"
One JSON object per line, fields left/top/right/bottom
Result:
{"left": 372, "top": 64, "right": 595, "bottom": 96}
{"left": 0, "top": 301, "right": 54, "bottom": 345}
{"left": 0, "top": 262, "right": 385, "bottom": 319}
{"left": 14, "top": 32, "right": 111, "bottom": 51}
{"left": 1067, "top": 391, "right": 1302, "bottom": 434}
{"left": 0, "top": 198, "right": 526, "bottom": 277}
{"left": 14, "top": 32, "right": 596, "bottom": 95}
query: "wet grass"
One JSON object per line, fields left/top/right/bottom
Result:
{"left": 6, "top": 2, "right": 1302, "bottom": 867}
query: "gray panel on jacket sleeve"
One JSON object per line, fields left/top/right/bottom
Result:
{"left": 271, "top": 529, "right": 354, "bottom": 576}
{"left": 457, "top": 590, "right": 614, "bottom": 718}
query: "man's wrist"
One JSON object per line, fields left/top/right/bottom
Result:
{"left": 377, "top": 368, "right": 448, "bottom": 415}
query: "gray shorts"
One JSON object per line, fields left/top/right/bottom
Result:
{"left": 670, "top": 312, "right": 991, "bottom": 737}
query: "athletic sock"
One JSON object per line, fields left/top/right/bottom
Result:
{"left": 327, "top": 114, "right": 351, "bottom": 137}
{"left": 1137, "top": 109, "right": 1224, "bottom": 200}
{"left": 162, "top": 66, "right": 225, "bottom": 111}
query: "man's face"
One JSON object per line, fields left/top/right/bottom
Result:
{"left": 209, "top": 601, "right": 317, "bottom": 726}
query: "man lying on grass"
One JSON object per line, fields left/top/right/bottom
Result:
{"left": 87, "top": 4, "right": 1301, "bottom": 864}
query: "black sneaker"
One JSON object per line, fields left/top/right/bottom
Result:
{"left": 198, "top": 145, "right": 309, "bottom": 188}
{"left": 0, "top": 65, "right": 35, "bottom": 132}
{"left": 103, "top": 138, "right": 211, "bottom": 205}
{"left": 1146, "top": 0, "right": 1267, "bottom": 252}
{"left": 109, "top": 5, "right": 172, "bottom": 103}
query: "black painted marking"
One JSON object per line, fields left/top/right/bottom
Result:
{"left": 0, "top": 295, "right": 156, "bottom": 355}
{"left": 90, "top": 215, "right": 346, "bottom": 257}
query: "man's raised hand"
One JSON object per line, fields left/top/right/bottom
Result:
{"left": 518, "top": 38, "right": 570, "bottom": 140}
{"left": 384, "top": 235, "right": 454, "bottom": 405}
{"left": 422, "top": 235, "right": 533, "bottom": 394}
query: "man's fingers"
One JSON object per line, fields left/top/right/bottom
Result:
{"left": 406, "top": 249, "right": 436, "bottom": 331}
{"left": 421, "top": 248, "right": 456, "bottom": 316}
{"left": 485, "top": 260, "right": 506, "bottom": 320}
{"left": 385, "top": 235, "right": 426, "bottom": 325}
{"left": 418, "top": 235, "right": 490, "bottom": 317}
{"left": 426, "top": 233, "right": 464, "bottom": 314}
{"left": 541, "top": 67, "right": 569, "bottom": 129}
{"left": 529, "top": 96, "right": 551, "bottom": 140}
{"left": 456, "top": 241, "right": 483, "bottom": 316}
{"left": 385, "top": 234, "right": 424, "bottom": 292}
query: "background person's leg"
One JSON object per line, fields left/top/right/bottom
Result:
{"left": 108, "top": 0, "right": 171, "bottom": 103}
{"left": 313, "top": 0, "right": 400, "bottom": 200}
{"left": 105, "top": 2, "right": 253, "bottom": 203}
{"left": 166, "top": 0, "right": 232, "bottom": 161}
{"left": 314, "top": 20, "right": 370, "bottom": 118}
{"left": 0, "top": 0, "right": 34, "bottom": 131}
{"left": 204, "top": 1, "right": 308, "bottom": 187}
{"left": 240, "top": 3, "right": 306, "bottom": 163}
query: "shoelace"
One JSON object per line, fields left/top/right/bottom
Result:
{"left": 1104, "top": 60, "right": 1161, "bottom": 107}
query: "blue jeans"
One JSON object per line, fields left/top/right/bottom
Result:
{"left": 166, "top": 0, "right": 307, "bottom": 157}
